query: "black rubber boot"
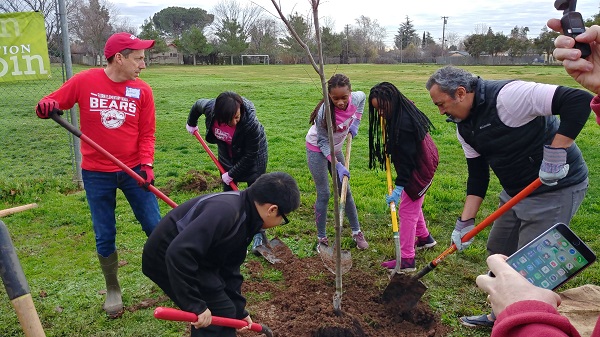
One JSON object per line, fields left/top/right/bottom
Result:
{"left": 98, "top": 251, "right": 123, "bottom": 318}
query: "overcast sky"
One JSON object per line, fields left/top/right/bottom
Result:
{"left": 109, "top": 0, "right": 600, "bottom": 47}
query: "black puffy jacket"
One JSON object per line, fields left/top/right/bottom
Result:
{"left": 187, "top": 97, "right": 268, "bottom": 182}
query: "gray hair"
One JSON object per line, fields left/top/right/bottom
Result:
{"left": 425, "top": 66, "right": 479, "bottom": 98}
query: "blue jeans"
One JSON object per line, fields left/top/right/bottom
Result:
{"left": 83, "top": 166, "right": 161, "bottom": 257}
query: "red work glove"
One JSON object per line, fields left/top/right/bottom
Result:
{"left": 35, "top": 98, "right": 62, "bottom": 119}
{"left": 139, "top": 164, "right": 155, "bottom": 190}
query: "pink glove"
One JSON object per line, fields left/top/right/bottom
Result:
{"left": 36, "top": 98, "right": 61, "bottom": 119}
{"left": 139, "top": 165, "right": 155, "bottom": 190}
{"left": 186, "top": 124, "right": 198, "bottom": 134}
{"left": 591, "top": 95, "right": 600, "bottom": 125}
{"left": 221, "top": 172, "right": 233, "bottom": 185}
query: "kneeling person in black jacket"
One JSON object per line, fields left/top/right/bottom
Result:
{"left": 142, "top": 172, "right": 300, "bottom": 337}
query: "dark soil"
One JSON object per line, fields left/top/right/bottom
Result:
{"left": 242, "top": 241, "right": 451, "bottom": 337}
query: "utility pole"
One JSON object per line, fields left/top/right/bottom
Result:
{"left": 441, "top": 16, "right": 448, "bottom": 57}
{"left": 345, "top": 24, "right": 350, "bottom": 64}
{"left": 400, "top": 33, "right": 403, "bottom": 63}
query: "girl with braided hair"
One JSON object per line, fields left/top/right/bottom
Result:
{"left": 368, "top": 82, "right": 439, "bottom": 271}
{"left": 306, "top": 73, "right": 369, "bottom": 251}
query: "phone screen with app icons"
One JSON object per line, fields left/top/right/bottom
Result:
{"left": 505, "top": 223, "right": 596, "bottom": 290}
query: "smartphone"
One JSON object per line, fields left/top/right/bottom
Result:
{"left": 505, "top": 223, "right": 596, "bottom": 290}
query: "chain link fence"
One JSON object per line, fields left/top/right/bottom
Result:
{"left": 0, "top": 0, "right": 81, "bottom": 185}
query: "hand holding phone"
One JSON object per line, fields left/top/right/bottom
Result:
{"left": 477, "top": 254, "right": 563, "bottom": 315}
{"left": 555, "top": 0, "right": 592, "bottom": 58}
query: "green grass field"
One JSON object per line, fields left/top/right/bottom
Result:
{"left": 1, "top": 64, "right": 599, "bottom": 336}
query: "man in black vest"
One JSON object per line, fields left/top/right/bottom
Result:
{"left": 426, "top": 66, "right": 591, "bottom": 328}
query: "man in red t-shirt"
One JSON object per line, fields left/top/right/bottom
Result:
{"left": 35, "top": 32, "right": 161, "bottom": 318}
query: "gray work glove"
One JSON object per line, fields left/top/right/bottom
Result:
{"left": 452, "top": 218, "right": 475, "bottom": 251}
{"left": 539, "top": 145, "right": 569, "bottom": 186}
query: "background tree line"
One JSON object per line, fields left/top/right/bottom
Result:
{"left": 4, "top": 0, "right": 600, "bottom": 65}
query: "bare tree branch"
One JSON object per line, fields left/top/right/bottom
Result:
{"left": 268, "top": 0, "right": 320, "bottom": 73}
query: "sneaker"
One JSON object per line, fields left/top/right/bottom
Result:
{"left": 318, "top": 237, "right": 329, "bottom": 246}
{"left": 415, "top": 234, "right": 437, "bottom": 250}
{"left": 316, "top": 237, "right": 329, "bottom": 253}
{"left": 400, "top": 258, "right": 416, "bottom": 272}
{"left": 459, "top": 312, "right": 496, "bottom": 328}
{"left": 352, "top": 232, "right": 369, "bottom": 250}
{"left": 380, "top": 259, "right": 396, "bottom": 269}
{"left": 380, "top": 258, "right": 416, "bottom": 272}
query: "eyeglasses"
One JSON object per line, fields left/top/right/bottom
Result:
{"left": 280, "top": 213, "right": 289, "bottom": 225}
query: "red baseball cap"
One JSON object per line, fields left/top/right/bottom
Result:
{"left": 104, "top": 32, "right": 155, "bottom": 59}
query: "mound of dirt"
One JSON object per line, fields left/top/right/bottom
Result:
{"left": 242, "top": 245, "right": 452, "bottom": 337}
{"left": 162, "top": 169, "right": 221, "bottom": 195}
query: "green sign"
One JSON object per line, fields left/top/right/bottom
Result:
{"left": 0, "top": 11, "right": 51, "bottom": 82}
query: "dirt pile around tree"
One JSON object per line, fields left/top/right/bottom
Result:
{"left": 162, "top": 169, "right": 221, "bottom": 195}
{"left": 243, "top": 248, "right": 452, "bottom": 337}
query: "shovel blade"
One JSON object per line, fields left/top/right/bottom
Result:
{"left": 382, "top": 273, "right": 427, "bottom": 313}
{"left": 317, "top": 244, "right": 352, "bottom": 275}
{"left": 254, "top": 237, "right": 293, "bottom": 264}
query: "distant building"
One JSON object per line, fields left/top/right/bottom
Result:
{"left": 151, "top": 42, "right": 183, "bottom": 65}
{"left": 447, "top": 50, "right": 470, "bottom": 57}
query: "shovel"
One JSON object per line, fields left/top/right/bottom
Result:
{"left": 192, "top": 130, "right": 238, "bottom": 191}
{"left": 154, "top": 306, "right": 273, "bottom": 337}
{"left": 383, "top": 177, "right": 543, "bottom": 313}
{"left": 253, "top": 236, "right": 293, "bottom": 264}
{"left": 378, "top": 117, "right": 403, "bottom": 276}
{"left": 50, "top": 112, "right": 178, "bottom": 208}
{"left": 318, "top": 136, "right": 353, "bottom": 275}
{"left": 192, "top": 130, "right": 291, "bottom": 264}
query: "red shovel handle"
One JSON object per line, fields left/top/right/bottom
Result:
{"left": 414, "top": 177, "right": 543, "bottom": 280}
{"left": 460, "top": 177, "right": 543, "bottom": 244}
{"left": 192, "top": 131, "right": 238, "bottom": 191}
{"left": 154, "top": 306, "right": 197, "bottom": 322}
{"left": 153, "top": 307, "right": 272, "bottom": 335}
{"left": 50, "top": 112, "right": 178, "bottom": 208}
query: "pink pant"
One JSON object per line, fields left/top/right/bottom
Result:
{"left": 398, "top": 191, "right": 430, "bottom": 259}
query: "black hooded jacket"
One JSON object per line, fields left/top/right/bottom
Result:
{"left": 141, "top": 190, "right": 263, "bottom": 318}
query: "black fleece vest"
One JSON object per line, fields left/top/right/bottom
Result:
{"left": 458, "top": 79, "right": 587, "bottom": 196}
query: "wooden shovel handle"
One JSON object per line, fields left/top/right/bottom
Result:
{"left": 0, "top": 203, "right": 38, "bottom": 217}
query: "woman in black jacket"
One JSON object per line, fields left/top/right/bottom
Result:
{"left": 186, "top": 91, "right": 268, "bottom": 188}
{"left": 186, "top": 91, "right": 268, "bottom": 251}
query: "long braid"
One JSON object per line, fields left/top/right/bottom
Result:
{"left": 368, "top": 87, "right": 385, "bottom": 170}
{"left": 368, "top": 82, "right": 434, "bottom": 170}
